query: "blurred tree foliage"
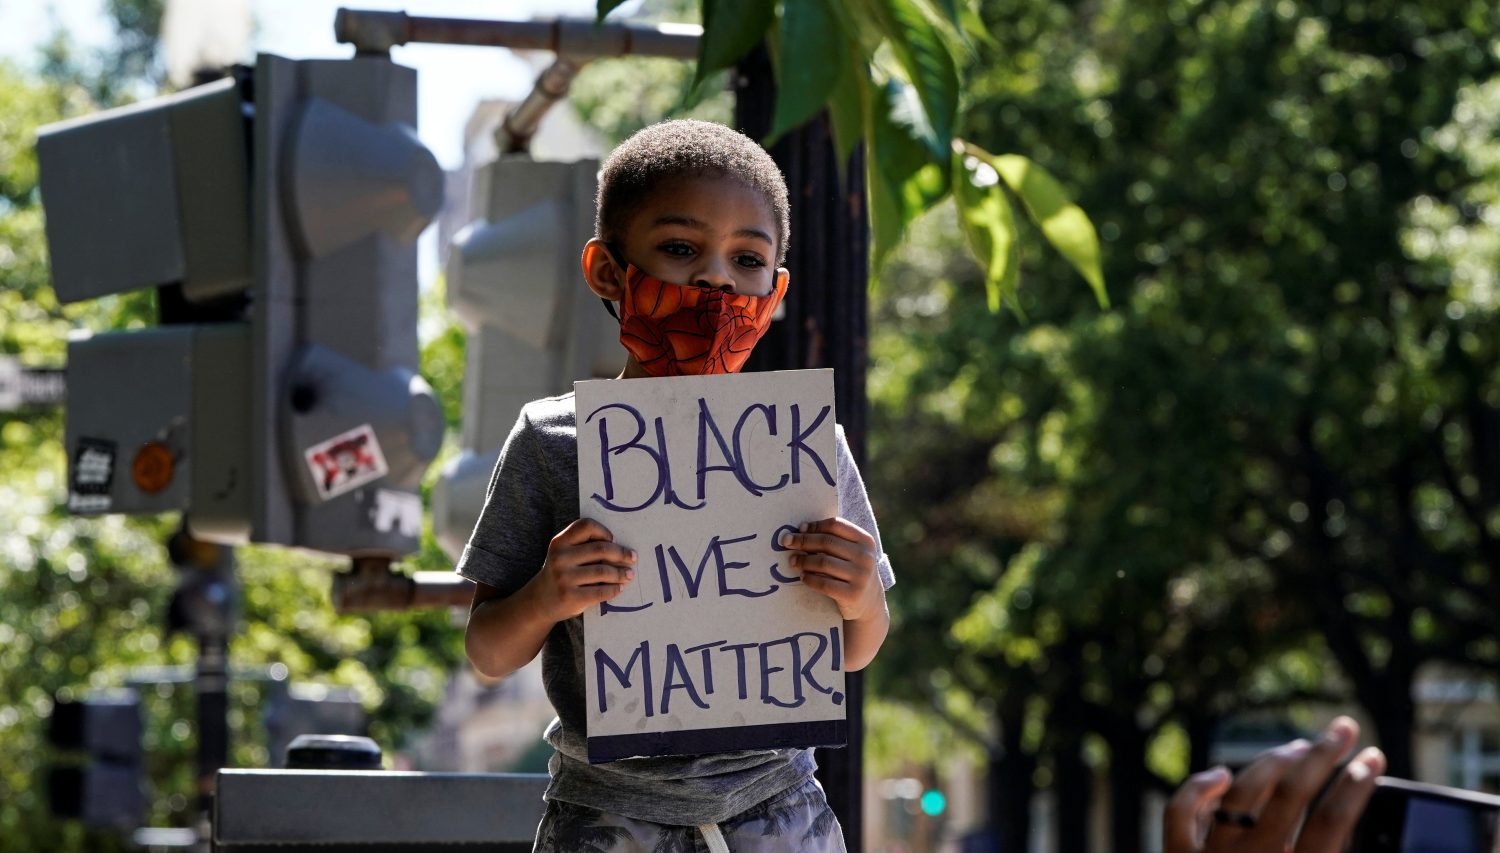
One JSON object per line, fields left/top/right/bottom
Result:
{"left": 869, "top": 1, "right": 1500, "bottom": 850}
{"left": 0, "top": 16, "right": 467, "bottom": 853}
{"left": 569, "top": 0, "right": 734, "bottom": 143}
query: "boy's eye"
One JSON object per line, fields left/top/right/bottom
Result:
{"left": 735, "top": 254, "right": 767, "bottom": 270}
{"left": 659, "top": 242, "right": 694, "bottom": 257}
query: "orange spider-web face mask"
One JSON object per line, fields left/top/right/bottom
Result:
{"left": 612, "top": 261, "right": 789, "bottom": 377}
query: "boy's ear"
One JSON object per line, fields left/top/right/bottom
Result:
{"left": 775, "top": 268, "right": 790, "bottom": 292}
{"left": 582, "top": 239, "right": 625, "bottom": 301}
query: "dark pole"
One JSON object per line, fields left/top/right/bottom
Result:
{"left": 196, "top": 629, "right": 228, "bottom": 829}
{"left": 735, "top": 45, "right": 870, "bottom": 851}
{"left": 167, "top": 525, "right": 238, "bottom": 845}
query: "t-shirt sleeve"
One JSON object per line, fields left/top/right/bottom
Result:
{"left": 455, "top": 407, "right": 554, "bottom": 596}
{"left": 834, "top": 425, "right": 895, "bottom": 590}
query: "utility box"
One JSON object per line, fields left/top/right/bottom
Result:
{"left": 214, "top": 769, "right": 547, "bottom": 851}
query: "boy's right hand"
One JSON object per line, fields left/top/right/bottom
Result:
{"left": 526, "top": 518, "right": 637, "bottom": 622}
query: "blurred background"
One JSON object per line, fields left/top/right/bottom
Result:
{"left": 3, "top": 0, "right": 1500, "bottom": 851}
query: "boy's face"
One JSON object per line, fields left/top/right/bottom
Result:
{"left": 590, "top": 174, "right": 783, "bottom": 298}
{"left": 582, "top": 174, "right": 789, "bottom": 379}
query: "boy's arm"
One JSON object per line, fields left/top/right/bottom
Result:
{"left": 465, "top": 580, "right": 554, "bottom": 680}
{"left": 840, "top": 594, "right": 890, "bottom": 673}
{"left": 780, "top": 517, "right": 890, "bottom": 672}
{"left": 464, "top": 518, "right": 638, "bottom": 679}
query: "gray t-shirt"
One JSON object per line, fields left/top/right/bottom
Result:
{"left": 456, "top": 392, "right": 894, "bottom": 826}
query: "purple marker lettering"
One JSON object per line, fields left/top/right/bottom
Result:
{"left": 787, "top": 404, "right": 835, "bottom": 487}
{"left": 585, "top": 404, "right": 664, "bottom": 513}
{"left": 594, "top": 641, "right": 652, "bottom": 717}
{"left": 684, "top": 640, "right": 727, "bottom": 696}
{"left": 734, "top": 403, "right": 789, "bottom": 494}
{"left": 714, "top": 533, "right": 777, "bottom": 598}
{"left": 696, "top": 397, "right": 740, "bottom": 500}
{"left": 720, "top": 642, "right": 757, "bottom": 700}
{"left": 661, "top": 643, "right": 710, "bottom": 714}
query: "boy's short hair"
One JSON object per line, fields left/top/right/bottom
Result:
{"left": 596, "top": 119, "right": 791, "bottom": 265}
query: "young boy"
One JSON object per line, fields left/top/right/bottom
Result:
{"left": 457, "top": 119, "right": 895, "bottom": 853}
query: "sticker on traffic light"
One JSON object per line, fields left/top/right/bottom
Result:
{"left": 303, "top": 424, "right": 389, "bottom": 500}
{"left": 68, "top": 438, "right": 117, "bottom": 513}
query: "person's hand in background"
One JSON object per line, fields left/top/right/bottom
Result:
{"left": 1165, "top": 715, "right": 1387, "bottom": 853}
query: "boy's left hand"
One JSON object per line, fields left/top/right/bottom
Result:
{"left": 780, "top": 517, "right": 885, "bottom": 622}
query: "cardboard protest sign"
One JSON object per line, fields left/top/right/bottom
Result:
{"left": 576, "top": 368, "right": 846, "bottom": 763}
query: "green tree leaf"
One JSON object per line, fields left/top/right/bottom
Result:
{"left": 864, "top": 0, "right": 959, "bottom": 158}
{"left": 594, "top": 0, "right": 631, "bottom": 22}
{"left": 825, "top": 0, "right": 888, "bottom": 55}
{"left": 825, "top": 40, "right": 865, "bottom": 186}
{"left": 695, "top": 0, "right": 776, "bottom": 86}
{"left": 867, "top": 77, "right": 950, "bottom": 270}
{"left": 952, "top": 147, "right": 1021, "bottom": 315}
{"left": 958, "top": 2, "right": 996, "bottom": 51}
{"left": 767, "top": 0, "right": 846, "bottom": 145}
{"left": 930, "top": 0, "right": 960, "bottom": 26}
{"left": 989, "top": 152, "right": 1109, "bottom": 309}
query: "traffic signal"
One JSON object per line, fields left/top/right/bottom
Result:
{"left": 47, "top": 689, "right": 145, "bottom": 830}
{"left": 920, "top": 787, "right": 947, "bottom": 817}
{"left": 37, "top": 54, "right": 444, "bottom": 561}
{"left": 431, "top": 155, "right": 622, "bottom": 558}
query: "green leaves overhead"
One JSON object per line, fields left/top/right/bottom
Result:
{"left": 824, "top": 42, "right": 864, "bottom": 179}
{"left": 594, "top": 0, "right": 1109, "bottom": 314}
{"left": 953, "top": 147, "right": 1019, "bottom": 315}
{"left": 867, "top": 78, "right": 949, "bottom": 271}
{"left": 989, "top": 153, "right": 1109, "bottom": 309}
{"left": 951, "top": 142, "right": 1107, "bottom": 314}
{"left": 594, "top": 0, "right": 631, "bottom": 23}
{"left": 869, "top": 0, "right": 960, "bottom": 160}
{"left": 767, "top": 0, "right": 845, "bottom": 144}
{"left": 694, "top": 0, "right": 775, "bottom": 86}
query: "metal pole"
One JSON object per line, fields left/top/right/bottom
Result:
{"left": 736, "top": 45, "right": 871, "bottom": 852}
{"left": 335, "top": 9, "right": 701, "bottom": 158}
{"left": 196, "top": 631, "right": 228, "bottom": 846}
{"left": 497, "top": 58, "right": 583, "bottom": 154}
{"left": 167, "top": 524, "right": 238, "bottom": 849}
{"left": 334, "top": 9, "right": 699, "bottom": 59}
{"left": 331, "top": 558, "right": 477, "bottom": 612}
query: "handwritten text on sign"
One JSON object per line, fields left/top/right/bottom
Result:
{"left": 577, "top": 369, "right": 845, "bottom": 763}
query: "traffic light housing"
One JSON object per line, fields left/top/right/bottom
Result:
{"left": 38, "top": 55, "right": 444, "bottom": 560}
{"left": 431, "top": 156, "right": 622, "bottom": 558}
{"left": 47, "top": 690, "right": 145, "bottom": 830}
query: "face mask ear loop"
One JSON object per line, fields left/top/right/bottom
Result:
{"left": 597, "top": 241, "right": 629, "bottom": 322}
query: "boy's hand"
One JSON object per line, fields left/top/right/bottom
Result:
{"left": 527, "top": 518, "right": 637, "bottom": 622}
{"left": 780, "top": 517, "right": 885, "bottom": 622}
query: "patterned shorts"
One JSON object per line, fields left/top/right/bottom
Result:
{"left": 532, "top": 775, "right": 847, "bottom": 852}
